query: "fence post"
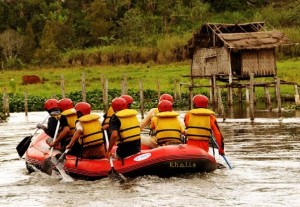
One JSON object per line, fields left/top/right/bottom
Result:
{"left": 173, "top": 79, "right": 177, "bottom": 101}
{"left": 82, "top": 71, "right": 86, "bottom": 102}
{"left": 156, "top": 80, "right": 160, "bottom": 100}
{"left": 275, "top": 77, "right": 282, "bottom": 116}
{"left": 101, "top": 75, "right": 108, "bottom": 112}
{"left": 24, "top": 89, "right": 28, "bottom": 116}
{"left": 264, "top": 85, "right": 272, "bottom": 111}
{"left": 294, "top": 84, "right": 300, "bottom": 106}
{"left": 61, "top": 75, "right": 65, "bottom": 98}
{"left": 2, "top": 87, "right": 9, "bottom": 116}
{"left": 139, "top": 80, "right": 144, "bottom": 119}
{"left": 249, "top": 73, "right": 254, "bottom": 121}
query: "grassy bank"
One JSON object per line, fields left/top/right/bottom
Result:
{"left": 1, "top": 58, "right": 300, "bottom": 113}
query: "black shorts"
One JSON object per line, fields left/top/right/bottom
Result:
{"left": 116, "top": 140, "right": 141, "bottom": 159}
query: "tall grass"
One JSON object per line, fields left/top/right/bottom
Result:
{"left": 1, "top": 59, "right": 299, "bottom": 100}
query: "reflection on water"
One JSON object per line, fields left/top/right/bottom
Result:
{"left": 0, "top": 111, "right": 300, "bottom": 207}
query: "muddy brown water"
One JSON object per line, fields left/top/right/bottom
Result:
{"left": 0, "top": 110, "right": 299, "bottom": 207}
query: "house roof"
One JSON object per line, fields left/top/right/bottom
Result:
{"left": 218, "top": 30, "right": 294, "bottom": 49}
{"left": 187, "top": 22, "right": 295, "bottom": 50}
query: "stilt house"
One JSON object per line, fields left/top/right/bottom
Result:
{"left": 186, "top": 22, "right": 294, "bottom": 81}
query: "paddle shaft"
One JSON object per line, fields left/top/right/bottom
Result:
{"left": 49, "top": 119, "right": 60, "bottom": 157}
{"left": 210, "top": 135, "right": 233, "bottom": 169}
{"left": 16, "top": 115, "right": 49, "bottom": 158}
{"left": 104, "top": 130, "right": 115, "bottom": 168}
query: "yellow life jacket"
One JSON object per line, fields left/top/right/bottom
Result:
{"left": 154, "top": 111, "right": 182, "bottom": 144}
{"left": 78, "top": 114, "right": 104, "bottom": 148}
{"left": 153, "top": 108, "right": 159, "bottom": 116}
{"left": 115, "top": 109, "right": 141, "bottom": 143}
{"left": 186, "top": 108, "right": 214, "bottom": 141}
{"left": 102, "top": 106, "right": 114, "bottom": 126}
{"left": 61, "top": 108, "right": 77, "bottom": 139}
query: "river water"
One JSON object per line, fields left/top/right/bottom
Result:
{"left": 0, "top": 109, "right": 299, "bottom": 207}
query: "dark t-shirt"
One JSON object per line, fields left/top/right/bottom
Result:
{"left": 45, "top": 115, "right": 68, "bottom": 138}
{"left": 109, "top": 114, "right": 140, "bottom": 158}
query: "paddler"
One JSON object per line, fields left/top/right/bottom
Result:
{"left": 184, "top": 94, "right": 225, "bottom": 155}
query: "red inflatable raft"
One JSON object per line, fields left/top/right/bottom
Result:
{"left": 25, "top": 132, "right": 218, "bottom": 180}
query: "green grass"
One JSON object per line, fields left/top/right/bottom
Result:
{"left": 1, "top": 59, "right": 299, "bottom": 99}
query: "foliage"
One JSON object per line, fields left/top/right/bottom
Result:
{"left": 0, "top": 0, "right": 299, "bottom": 68}
{"left": 1, "top": 59, "right": 299, "bottom": 113}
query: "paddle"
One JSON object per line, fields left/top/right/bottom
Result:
{"left": 42, "top": 118, "right": 60, "bottom": 175}
{"left": 210, "top": 135, "right": 233, "bottom": 169}
{"left": 104, "top": 130, "right": 126, "bottom": 182}
{"left": 50, "top": 149, "right": 74, "bottom": 182}
{"left": 16, "top": 115, "right": 49, "bottom": 158}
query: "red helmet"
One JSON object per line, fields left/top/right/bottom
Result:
{"left": 75, "top": 102, "right": 91, "bottom": 116}
{"left": 159, "top": 93, "right": 173, "bottom": 103}
{"left": 44, "top": 99, "right": 59, "bottom": 111}
{"left": 120, "top": 95, "right": 133, "bottom": 107}
{"left": 192, "top": 95, "right": 209, "bottom": 108}
{"left": 58, "top": 98, "right": 73, "bottom": 111}
{"left": 111, "top": 98, "right": 127, "bottom": 112}
{"left": 158, "top": 100, "right": 173, "bottom": 112}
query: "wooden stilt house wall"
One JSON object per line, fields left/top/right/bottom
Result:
{"left": 185, "top": 22, "right": 297, "bottom": 116}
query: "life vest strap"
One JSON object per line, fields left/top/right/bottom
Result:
{"left": 120, "top": 133, "right": 141, "bottom": 142}
{"left": 155, "top": 129, "right": 181, "bottom": 134}
{"left": 119, "top": 125, "right": 140, "bottom": 133}
{"left": 81, "top": 130, "right": 102, "bottom": 139}
{"left": 186, "top": 126, "right": 211, "bottom": 132}
{"left": 186, "top": 133, "right": 210, "bottom": 141}
{"left": 157, "top": 137, "right": 182, "bottom": 143}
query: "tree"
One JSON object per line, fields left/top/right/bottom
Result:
{"left": 0, "top": 29, "right": 24, "bottom": 61}
{"left": 33, "top": 21, "right": 61, "bottom": 66}
{"left": 85, "top": 0, "right": 117, "bottom": 46}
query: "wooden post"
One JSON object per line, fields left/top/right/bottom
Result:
{"left": 156, "top": 80, "right": 160, "bottom": 100}
{"left": 173, "top": 80, "right": 177, "bottom": 101}
{"left": 102, "top": 77, "right": 108, "bottom": 113}
{"left": 212, "top": 75, "right": 217, "bottom": 107}
{"left": 275, "top": 77, "right": 282, "bottom": 116}
{"left": 228, "top": 52, "right": 233, "bottom": 106}
{"left": 294, "top": 84, "right": 300, "bottom": 106}
{"left": 2, "top": 88, "right": 9, "bottom": 116}
{"left": 264, "top": 85, "right": 272, "bottom": 111}
{"left": 81, "top": 72, "right": 86, "bottom": 102}
{"left": 217, "top": 87, "right": 226, "bottom": 121}
{"left": 245, "top": 87, "right": 250, "bottom": 106}
{"left": 189, "top": 86, "right": 193, "bottom": 110}
{"left": 227, "top": 85, "right": 233, "bottom": 106}
{"left": 61, "top": 75, "right": 65, "bottom": 98}
{"left": 24, "top": 89, "right": 28, "bottom": 116}
{"left": 121, "top": 75, "right": 128, "bottom": 95}
{"left": 209, "top": 78, "right": 213, "bottom": 105}
{"left": 238, "top": 87, "right": 242, "bottom": 104}
{"left": 249, "top": 73, "right": 255, "bottom": 121}
{"left": 139, "top": 80, "right": 144, "bottom": 119}
{"left": 179, "top": 83, "right": 182, "bottom": 101}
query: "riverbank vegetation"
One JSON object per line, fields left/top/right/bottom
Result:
{"left": 0, "top": 58, "right": 299, "bottom": 113}
{"left": 1, "top": 0, "right": 300, "bottom": 116}
{"left": 0, "top": 0, "right": 299, "bottom": 69}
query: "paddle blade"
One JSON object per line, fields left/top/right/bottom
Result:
{"left": 108, "top": 168, "right": 126, "bottom": 183}
{"left": 16, "top": 135, "right": 33, "bottom": 158}
{"left": 42, "top": 157, "right": 53, "bottom": 175}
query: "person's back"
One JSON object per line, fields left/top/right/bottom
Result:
{"left": 47, "top": 98, "right": 76, "bottom": 150}
{"left": 150, "top": 100, "right": 184, "bottom": 146}
{"left": 38, "top": 99, "right": 69, "bottom": 141}
{"left": 78, "top": 113, "right": 105, "bottom": 158}
{"left": 184, "top": 95, "right": 225, "bottom": 155}
{"left": 66, "top": 102, "right": 105, "bottom": 159}
{"left": 107, "top": 97, "right": 141, "bottom": 160}
{"left": 140, "top": 93, "right": 173, "bottom": 130}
